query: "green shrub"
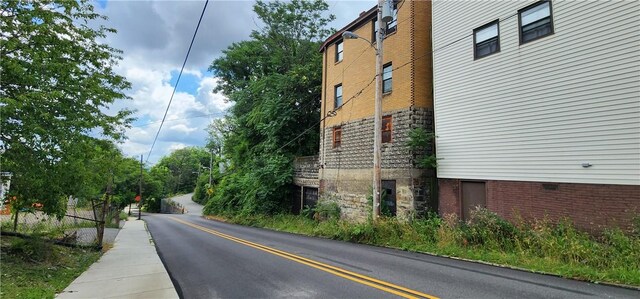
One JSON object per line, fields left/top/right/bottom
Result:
{"left": 632, "top": 215, "right": 640, "bottom": 238}
{"left": 347, "top": 222, "right": 375, "bottom": 242}
{"left": 192, "top": 174, "right": 210, "bottom": 204}
{"left": 410, "top": 212, "right": 442, "bottom": 243}
{"left": 301, "top": 205, "right": 315, "bottom": 219}
{"left": 461, "top": 207, "right": 519, "bottom": 250}
{"left": 313, "top": 201, "right": 340, "bottom": 222}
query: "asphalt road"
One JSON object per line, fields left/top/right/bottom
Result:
{"left": 170, "top": 193, "right": 204, "bottom": 216}
{"left": 144, "top": 201, "right": 639, "bottom": 298}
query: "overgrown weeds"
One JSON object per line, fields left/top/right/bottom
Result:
{"left": 208, "top": 207, "right": 640, "bottom": 286}
{"left": 1, "top": 236, "right": 101, "bottom": 298}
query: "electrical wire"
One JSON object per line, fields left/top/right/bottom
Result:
{"left": 146, "top": 0, "right": 209, "bottom": 163}
{"left": 133, "top": 112, "right": 225, "bottom": 128}
{"left": 275, "top": 11, "right": 520, "bottom": 155}
{"left": 276, "top": 76, "right": 376, "bottom": 153}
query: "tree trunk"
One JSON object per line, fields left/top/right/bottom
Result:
{"left": 12, "top": 210, "right": 19, "bottom": 232}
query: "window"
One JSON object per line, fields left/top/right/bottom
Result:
{"left": 372, "top": 18, "right": 378, "bottom": 41}
{"left": 372, "top": 3, "right": 398, "bottom": 41}
{"left": 474, "top": 21, "right": 500, "bottom": 59}
{"left": 334, "top": 84, "right": 343, "bottom": 108}
{"left": 333, "top": 126, "right": 342, "bottom": 148}
{"left": 335, "top": 40, "right": 343, "bottom": 62}
{"left": 519, "top": 1, "right": 554, "bottom": 44}
{"left": 386, "top": 5, "right": 398, "bottom": 34}
{"left": 382, "top": 63, "right": 392, "bottom": 93}
{"left": 382, "top": 115, "right": 392, "bottom": 143}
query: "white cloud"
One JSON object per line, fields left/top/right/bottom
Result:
{"left": 112, "top": 60, "right": 228, "bottom": 161}
{"left": 168, "top": 143, "right": 187, "bottom": 152}
{"left": 197, "top": 77, "right": 232, "bottom": 112}
{"left": 97, "top": 0, "right": 376, "bottom": 164}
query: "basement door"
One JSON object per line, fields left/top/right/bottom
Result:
{"left": 303, "top": 187, "right": 318, "bottom": 209}
{"left": 381, "top": 180, "right": 397, "bottom": 217}
{"left": 461, "top": 181, "right": 486, "bottom": 221}
{"left": 291, "top": 185, "right": 302, "bottom": 214}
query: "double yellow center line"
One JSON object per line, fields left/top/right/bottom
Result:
{"left": 170, "top": 217, "right": 439, "bottom": 299}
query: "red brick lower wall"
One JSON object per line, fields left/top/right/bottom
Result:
{"left": 438, "top": 178, "right": 640, "bottom": 232}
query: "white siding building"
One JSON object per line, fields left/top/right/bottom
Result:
{"left": 432, "top": 0, "right": 640, "bottom": 230}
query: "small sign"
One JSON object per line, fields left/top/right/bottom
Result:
{"left": 135, "top": 195, "right": 141, "bottom": 202}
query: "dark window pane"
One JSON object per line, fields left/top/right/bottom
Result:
{"left": 475, "top": 37, "right": 499, "bottom": 58}
{"left": 382, "top": 131, "right": 391, "bottom": 143}
{"left": 474, "top": 21, "right": 499, "bottom": 59}
{"left": 383, "top": 79, "right": 392, "bottom": 93}
{"left": 522, "top": 18, "right": 552, "bottom": 43}
{"left": 519, "top": 1, "right": 553, "bottom": 44}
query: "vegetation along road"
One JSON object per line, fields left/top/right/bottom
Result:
{"left": 145, "top": 208, "right": 639, "bottom": 298}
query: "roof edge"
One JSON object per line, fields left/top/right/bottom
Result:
{"left": 319, "top": 5, "right": 377, "bottom": 53}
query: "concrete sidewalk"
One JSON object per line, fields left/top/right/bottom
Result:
{"left": 57, "top": 217, "right": 178, "bottom": 299}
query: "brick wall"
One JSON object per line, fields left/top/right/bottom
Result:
{"left": 321, "top": 1, "right": 432, "bottom": 128}
{"left": 439, "top": 178, "right": 640, "bottom": 232}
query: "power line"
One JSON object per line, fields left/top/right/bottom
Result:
{"left": 277, "top": 76, "right": 376, "bottom": 152}
{"left": 146, "top": 0, "right": 209, "bottom": 163}
{"left": 275, "top": 12, "right": 520, "bottom": 154}
{"left": 133, "top": 112, "right": 224, "bottom": 128}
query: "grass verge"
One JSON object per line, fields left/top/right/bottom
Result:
{"left": 0, "top": 235, "right": 101, "bottom": 298}
{"left": 206, "top": 209, "right": 640, "bottom": 287}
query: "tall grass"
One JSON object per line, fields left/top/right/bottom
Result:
{"left": 209, "top": 207, "right": 640, "bottom": 286}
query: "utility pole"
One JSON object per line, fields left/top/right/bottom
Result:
{"left": 209, "top": 149, "right": 213, "bottom": 186}
{"left": 341, "top": 0, "right": 391, "bottom": 220}
{"left": 372, "top": 0, "right": 386, "bottom": 220}
{"left": 138, "top": 154, "right": 143, "bottom": 220}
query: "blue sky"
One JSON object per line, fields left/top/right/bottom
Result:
{"left": 96, "top": 0, "right": 376, "bottom": 164}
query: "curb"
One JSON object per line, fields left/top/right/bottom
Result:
{"left": 201, "top": 215, "right": 640, "bottom": 291}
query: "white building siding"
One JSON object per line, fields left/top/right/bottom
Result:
{"left": 433, "top": 0, "right": 640, "bottom": 185}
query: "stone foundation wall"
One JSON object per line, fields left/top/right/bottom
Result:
{"left": 293, "top": 156, "right": 319, "bottom": 179}
{"left": 320, "top": 107, "right": 434, "bottom": 170}
{"left": 320, "top": 169, "right": 429, "bottom": 220}
{"left": 318, "top": 107, "right": 435, "bottom": 220}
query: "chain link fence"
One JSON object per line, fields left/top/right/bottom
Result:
{"left": 0, "top": 198, "right": 123, "bottom": 249}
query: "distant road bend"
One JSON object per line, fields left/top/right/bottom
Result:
{"left": 145, "top": 196, "right": 639, "bottom": 299}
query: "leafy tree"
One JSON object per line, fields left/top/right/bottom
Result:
{"left": 205, "top": 118, "right": 231, "bottom": 157}
{"left": 204, "top": 0, "right": 334, "bottom": 215}
{"left": 154, "top": 147, "right": 210, "bottom": 194}
{"left": 0, "top": 0, "right": 133, "bottom": 217}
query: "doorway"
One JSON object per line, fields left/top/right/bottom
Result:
{"left": 381, "top": 180, "right": 397, "bottom": 217}
{"left": 303, "top": 187, "right": 318, "bottom": 208}
{"left": 461, "top": 181, "right": 486, "bottom": 221}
